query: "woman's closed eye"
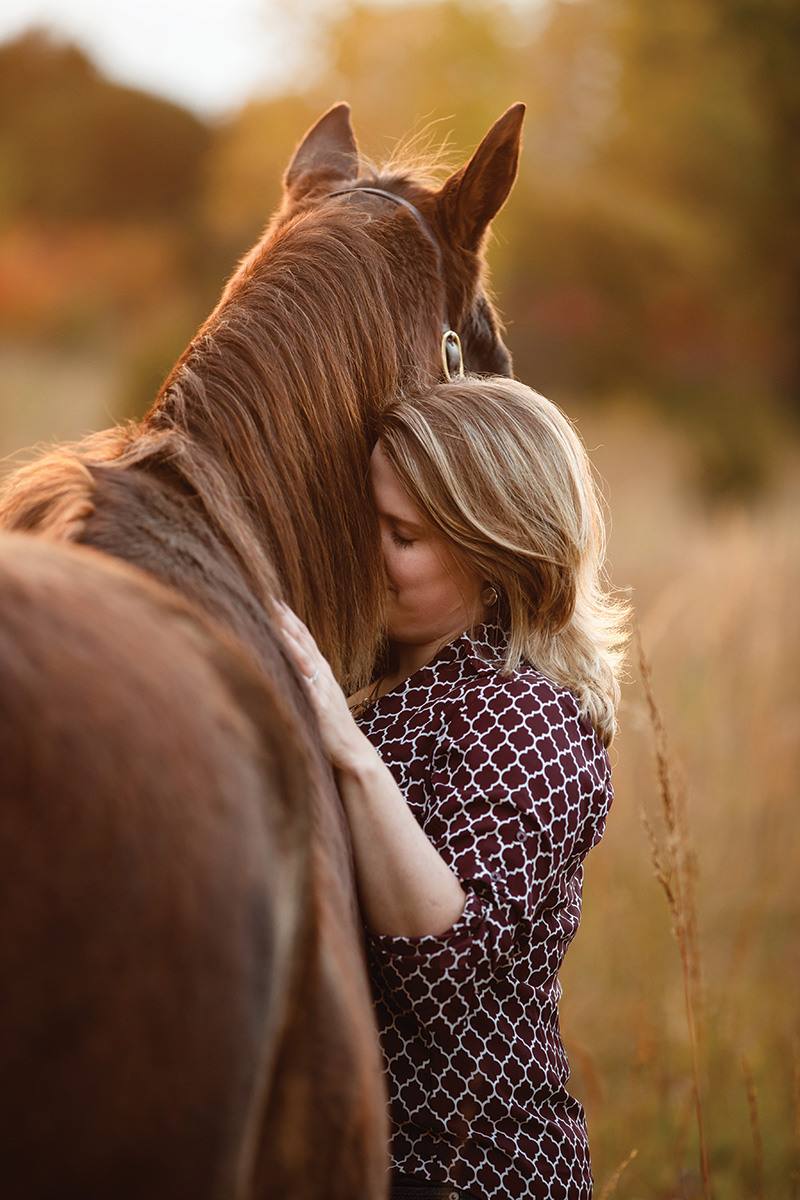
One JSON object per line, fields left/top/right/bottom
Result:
{"left": 391, "top": 530, "right": 415, "bottom": 548}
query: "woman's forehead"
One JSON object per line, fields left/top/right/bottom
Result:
{"left": 369, "top": 442, "right": 423, "bottom": 525}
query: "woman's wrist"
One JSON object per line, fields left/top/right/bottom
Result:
{"left": 333, "top": 727, "right": 383, "bottom": 780}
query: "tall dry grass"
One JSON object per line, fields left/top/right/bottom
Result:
{"left": 561, "top": 403, "right": 800, "bottom": 1199}
{"left": 636, "top": 626, "right": 712, "bottom": 1199}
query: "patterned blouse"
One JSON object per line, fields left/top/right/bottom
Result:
{"left": 354, "top": 624, "right": 613, "bottom": 1200}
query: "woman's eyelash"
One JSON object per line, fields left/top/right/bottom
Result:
{"left": 391, "top": 531, "right": 414, "bottom": 548}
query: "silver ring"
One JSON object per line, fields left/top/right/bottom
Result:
{"left": 307, "top": 669, "right": 320, "bottom": 684}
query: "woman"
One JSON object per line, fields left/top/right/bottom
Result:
{"left": 278, "top": 376, "right": 628, "bottom": 1200}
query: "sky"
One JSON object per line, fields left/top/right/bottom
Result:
{"left": 0, "top": 0, "right": 541, "bottom": 119}
{"left": 0, "top": 0, "right": 318, "bottom": 117}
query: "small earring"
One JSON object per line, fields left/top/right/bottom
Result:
{"left": 481, "top": 583, "right": 499, "bottom": 608}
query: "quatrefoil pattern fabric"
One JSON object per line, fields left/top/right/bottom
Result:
{"left": 355, "top": 626, "right": 613, "bottom": 1200}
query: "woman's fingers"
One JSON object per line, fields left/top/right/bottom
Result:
{"left": 282, "top": 634, "right": 317, "bottom": 680}
{"left": 283, "top": 634, "right": 314, "bottom": 678}
{"left": 273, "top": 601, "right": 369, "bottom": 772}
{"left": 274, "top": 601, "right": 328, "bottom": 683}
{"left": 276, "top": 603, "right": 315, "bottom": 650}
{"left": 275, "top": 600, "right": 311, "bottom": 637}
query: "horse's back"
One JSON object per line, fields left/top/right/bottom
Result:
{"left": 0, "top": 532, "right": 388, "bottom": 1199}
{"left": 0, "top": 431, "right": 281, "bottom": 675}
{"left": 0, "top": 534, "right": 309, "bottom": 1198}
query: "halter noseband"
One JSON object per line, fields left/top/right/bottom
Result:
{"left": 326, "top": 186, "right": 465, "bottom": 382}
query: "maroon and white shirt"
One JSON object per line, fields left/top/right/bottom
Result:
{"left": 354, "top": 624, "right": 613, "bottom": 1200}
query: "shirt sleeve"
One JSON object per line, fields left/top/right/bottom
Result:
{"left": 366, "top": 674, "right": 611, "bottom": 993}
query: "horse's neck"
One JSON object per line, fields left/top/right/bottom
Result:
{"left": 147, "top": 215, "right": 426, "bottom": 687}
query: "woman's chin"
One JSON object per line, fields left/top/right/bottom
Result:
{"left": 386, "top": 618, "right": 424, "bottom": 647}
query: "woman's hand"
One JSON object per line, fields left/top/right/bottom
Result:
{"left": 276, "top": 601, "right": 465, "bottom": 937}
{"left": 275, "top": 602, "right": 373, "bottom": 773}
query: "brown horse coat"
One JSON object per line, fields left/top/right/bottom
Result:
{"left": 0, "top": 535, "right": 315, "bottom": 1198}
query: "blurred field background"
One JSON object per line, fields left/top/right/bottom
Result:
{"left": 1, "top": 2, "right": 798, "bottom": 1196}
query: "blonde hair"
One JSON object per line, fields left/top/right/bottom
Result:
{"left": 378, "top": 376, "right": 629, "bottom": 746}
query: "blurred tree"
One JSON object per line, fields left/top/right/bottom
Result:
{"left": 708, "top": 0, "right": 800, "bottom": 406}
{"left": 319, "top": 0, "right": 527, "bottom": 151}
{"left": 0, "top": 30, "right": 211, "bottom": 222}
{"left": 202, "top": 94, "right": 320, "bottom": 248}
{"left": 587, "top": 0, "right": 799, "bottom": 492}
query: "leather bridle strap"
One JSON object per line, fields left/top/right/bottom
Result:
{"left": 326, "top": 185, "right": 465, "bottom": 381}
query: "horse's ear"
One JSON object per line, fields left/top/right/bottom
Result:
{"left": 437, "top": 103, "right": 526, "bottom": 252}
{"left": 284, "top": 103, "right": 360, "bottom": 199}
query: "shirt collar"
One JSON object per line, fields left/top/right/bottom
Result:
{"left": 452, "top": 621, "right": 509, "bottom": 675}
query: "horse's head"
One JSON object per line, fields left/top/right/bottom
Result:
{"left": 156, "top": 105, "right": 524, "bottom": 691}
{"left": 278, "top": 102, "right": 525, "bottom": 384}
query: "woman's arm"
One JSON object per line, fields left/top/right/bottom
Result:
{"left": 335, "top": 747, "right": 467, "bottom": 938}
{"left": 276, "top": 604, "right": 466, "bottom": 938}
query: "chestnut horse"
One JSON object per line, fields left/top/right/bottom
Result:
{"left": 0, "top": 102, "right": 525, "bottom": 1198}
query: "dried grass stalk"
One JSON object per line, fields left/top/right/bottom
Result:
{"left": 792, "top": 1040, "right": 800, "bottom": 1200}
{"left": 742, "top": 1053, "right": 765, "bottom": 1200}
{"left": 635, "top": 623, "right": 713, "bottom": 1200}
{"left": 598, "top": 1148, "right": 638, "bottom": 1200}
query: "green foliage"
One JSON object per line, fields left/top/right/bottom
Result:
{"left": 321, "top": 1, "right": 525, "bottom": 151}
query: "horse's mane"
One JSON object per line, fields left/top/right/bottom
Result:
{"left": 0, "top": 204, "right": 443, "bottom": 691}
{"left": 362, "top": 128, "right": 458, "bottom": 191}
{"left": 157, "top": 204, "right": 444, "bottom": 684}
